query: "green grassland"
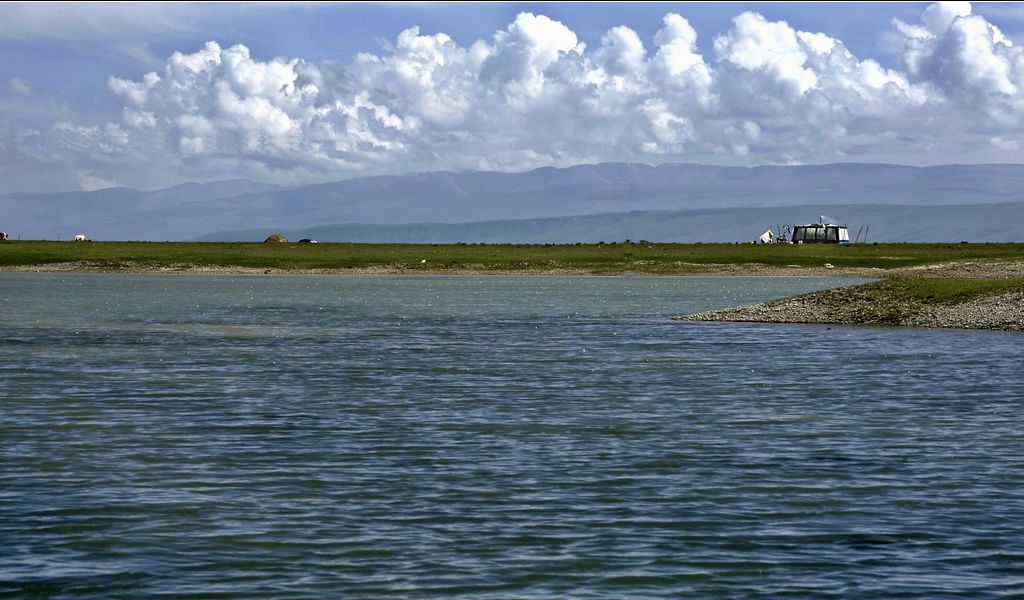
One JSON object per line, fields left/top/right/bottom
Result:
{"left": 880, "top": 277, "right": 1024, "bottom": 304}
{"left": 1, "top": 240, "right": 1024, "bottom": 274}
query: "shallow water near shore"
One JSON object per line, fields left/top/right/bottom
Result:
{"left": 1, "top": 273, "right": 1022, "bottom": 599}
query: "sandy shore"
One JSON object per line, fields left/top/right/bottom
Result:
{"left": 0, "top": 261, "right": 582, "bottom": 276}
{"left": 0, "top": 260, "right": 841, "bottom": 276}
{"left": 5, "top": 259, "right": 1024, "bottom": 278}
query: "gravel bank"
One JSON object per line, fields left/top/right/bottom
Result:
{"left": 676, "top": 281, "right": 1024, "bottom": 331}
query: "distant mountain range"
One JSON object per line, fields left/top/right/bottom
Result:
{"left": 2, "top": 162, "right": 1024, "bottom": 241}
{"left": 196, "top": 204, "right": 1024, "bottom": 244}
{"left": 0, "top": 179, "right": 282, "bottom": 241}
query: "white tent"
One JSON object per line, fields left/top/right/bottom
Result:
{"left": 759, "top": 229, "right": 774, "bottom": 244}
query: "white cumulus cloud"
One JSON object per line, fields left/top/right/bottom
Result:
{"left": 893, "top": 1, "right": 1024, "bottom": 126}
{"left": 77, "top": 172, "right": 118, "bottom": 191}
{"left": 10, "top": 3, "right": 1024, "bottom": 191}
{"left": 8, "top": 77, "right": 31, "bottom": 95}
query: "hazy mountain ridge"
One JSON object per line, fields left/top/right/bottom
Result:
{"left": 3, "top": 163, "right": 1024, "bottom": 241}
{"left": 0, "top": 180, "right": 282, "bottom": 240}
{"left": 196, "top": 204, "right": 1024, "bottom": 244}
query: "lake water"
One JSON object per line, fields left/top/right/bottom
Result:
{"left": 1, "top": 273, "right": 1022, "bottom": 599}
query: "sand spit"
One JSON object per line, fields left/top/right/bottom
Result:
{"left": 676, "top": 280, "right": 1024, "bottom": 332}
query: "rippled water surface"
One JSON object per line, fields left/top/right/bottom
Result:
{"left": 2, "top": 273, "right": 1022, "bottom": 599}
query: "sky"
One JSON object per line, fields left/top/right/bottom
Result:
{"left": 1, "top": 1, "right": 1023, "bottom": 193}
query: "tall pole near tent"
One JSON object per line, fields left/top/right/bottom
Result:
{"left": 855, "top": 226, "right": 864, "bottom": 243}
{"left": 864, "top": 225, "right": 870, "bottom": 243}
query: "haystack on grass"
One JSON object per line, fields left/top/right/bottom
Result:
{"left": 263, "top": 233, "right": 288, "bottom": 243}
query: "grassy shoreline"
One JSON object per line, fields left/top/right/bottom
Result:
{"left": 2, "top": 241, "right": 1024, "bottom": 276}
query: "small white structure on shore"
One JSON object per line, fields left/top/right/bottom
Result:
{"left": 72, "top": 234, "right": 90, "bottom": 242}
{"left": 759, "top": 229, "right": 774, "bottom": 244}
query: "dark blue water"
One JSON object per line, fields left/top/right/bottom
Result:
{"left": 2, "top": 274, "right": 1022, "bottom": 599}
